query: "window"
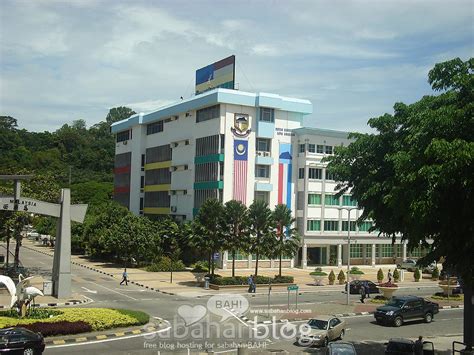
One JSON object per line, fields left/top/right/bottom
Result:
{"left": 228, "top": 251, "right": 248, "bottom": 261}
{"left": 408, "top": 246, "right": 427, "bottom": 258}
{"left": 196, "top": 104, "right": 220, "bottom": 123}
{"left": 116, "top": 130, "right": 130, "bottom": 143}
{"left": 308, "top": 168, "right": 322, "bottom": 179}
{"left": 325, "top": 145, "right": 333, "bottom": 154}
{"left": 342, "top": 221, "right": 356, "bottom": 231}
{"left": 141, "top": 154, "right": 145, "bottom": 167}
{"left": 139, "top": 197, "right": 144, "bottom": 211}
{"left": 195, "top": 162, "right": 220, "bottom": 182}
{"left": 146, "top": 121, "right": 164, "bottom": 135}
{"left": 144, "top": 191, "right": 170, "bottom": 208}
{"left": 343, "top": 195, "right": 357, "bottom": 206}
{"left": 256, "top": 138, "right": 271, "bottom": 152}
{"left": 350, "top": 244, "right": 363, "bottom": 258}
{"left": 145, "top": 168, "right": 171, "bottom": 185}
{"left": 324, "top": 220, "right": 339, "bottom": 231}
{"left": 140, "top": 176, "right": 145, "bottom": 189}
{"left": 196, "top": 135, "right": 220, "bottom": 156}
{"left": 254, "top": 191, "right": 269, "bottom": 204}
{"left": 359, "top": 221, "right": 373, "bottom": 232}
{"left": 325, "top": 194, "right": 340, "bottom": 206}
{"left": 299, "top": 144, "right": 306, "bottom": 153}
{"left": 307, "top": 220, "right": 321, "bottom": 231}
{"left": 317, "top": 145, "right": 324, "bottom": 153}
{"left": 308, "top": 144, "right": 316, "bottom": 153}
{"left": 308, "top": 194, "right": 322, "bottom": 205}
{"left": 381, "top": 244, "right": 394, "bottom": 258}
{"left": 259, "top": 107, "right": 274, "bottom": 122}
{"left": 325, "top": 171, "right": 336, "bottom": 181}
{"left": 298, "top": 168, "right": 305, "bottom": 179}
{"left": 255, "top": 165, "right": 270, "bottom": 178}
{"left": 146, "top": 145, "right": 172, "bottom": 163}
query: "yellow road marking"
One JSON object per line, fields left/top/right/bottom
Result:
{"left": 96, "top": 335, "right": 107, "bottom": 340}
{"left": 75, "top": 337, "right": 87, "bottom": 342}
{"left": 131, "top": 329, "right": 142, "bottom": 334}
{"left": 115, "top": 332, "right": 125, "bottom": 336}
{"left": 53, "top": 340, "right": 66, "bottom": 345}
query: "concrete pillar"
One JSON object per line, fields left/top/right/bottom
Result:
{"left": 402, "top": 242, "right": 407, "bottom": 260}
{"left": 290, "top": 257, "right": 294, "bottom": 268}
{"left": 362, "top": 244, "right": 367, "bottom": 265}
{"left": 52, "top": 189, "right": 71, "bottom": 298}
{"left": 222, "top": 251, "right": 228, "bottom": 270}
{"left": 302, "top": 244, "right": 308, "bottom": 269}
{"left": 337, "top": 244, "right": 342, "bottom": 267}
{"left": 248, "top": 254, "right": 252, "bottom": 269}
{"left": 371, "top": 244, "right": 376, "bottom": 267}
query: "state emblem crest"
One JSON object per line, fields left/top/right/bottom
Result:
{"left": 231, "top": 113, "right": 251, "bottom": 138}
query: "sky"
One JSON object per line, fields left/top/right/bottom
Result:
{"left": 0, "top": 0, "right": 473, "bottom": 133}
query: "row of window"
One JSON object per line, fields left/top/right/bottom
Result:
{"left": 146, "top": 145, "right": 172, "bottom": 164}
{"left": 227, "top": 250, "right": 290, "bottom": 261}
{"left": 195, "top": 134, "right": 224, "bottom": 157}
{"left": 195, "top": 162, "right": 224, "bottom": 182}
{"left": 144, "top": 191, "right": 171, "bottom": 208}
{"left": 145, "top": 168, "right": 171, "bottom": 185}
{"left": 298, "top": 168, "right": 336, "bottom": 181}
{"left": 299, "top": 143, "right": 334, "bottom": 155}
{"left": 116, "top": 130, "right": 131, "bottom": 143}
{"left": 347, "top": 244, "right": 428, "bottom": 258}
{"left": 307, "top": 193, "right": 357, "bottom": 207}
{"left": 146, "top": 121, "right": 164, "bottom": 135}
{"left": 196, "top": 105, "right": 220, "bottom": 123}
{"left": 306, "top": 219, "right": 373, "bottom": 232}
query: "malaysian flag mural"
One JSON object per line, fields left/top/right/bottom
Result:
{"left": 278, "top": 143, "right": 292, "bottom": 207}
{"left": 233, "top": 140, "right": 248, "bottom": 203}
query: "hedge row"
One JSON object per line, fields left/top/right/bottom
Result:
{"left": 22, "top": 320, "right": 92, "bottom": 337}
{"left": 209, "top": 275, "right": 294, "bottom": 285}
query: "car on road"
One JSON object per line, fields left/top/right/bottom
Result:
{"left": 345, "top": 280, "right": 380, "bottom": 295}
{"left": 326, "top": 341, "right": 357, "bottom": 354}
{"left": 396, "top": 259, "right": 417, "bottom": 271}
{"left": 296, "top": 316, "right": 346, "bottom": 347}
{"left": 374, "top": 296, "right": 439, "bottom": 327}
{"left": 0, "top": 327, "right": 45, "bottom": 354}
{"left": 385, "top": 338, "right": 434, "bottom": 355}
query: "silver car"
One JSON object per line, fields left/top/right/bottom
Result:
{"left": 397, "top": 259, "right": 417, "bottom": 271}
{"left": 296, "top": 315, "right": 346, "bottom": 347}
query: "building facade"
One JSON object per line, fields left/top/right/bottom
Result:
{"left": 111, "top": 88, "right": 425, "bottom": 268}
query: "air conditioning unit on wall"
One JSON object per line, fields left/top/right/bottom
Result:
{"left": 263, "top": 151, "right": 270, "bottom": 157}
{"left": 256, "top": 151, "right": 263, "bottom": 156}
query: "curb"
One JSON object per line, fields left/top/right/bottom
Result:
{"left": 0, "top": 298, "right": 92, "bottom": 309}
{"left": 24, "top": 245, "right": 176, "bottom": 297}
{"left": 238, "top": 305, "right": 464, "bottom": 325}
{"left": 45, "top": 319, "right": 168, "bottom": 346}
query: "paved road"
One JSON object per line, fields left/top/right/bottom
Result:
{"left": 3, "top": 244, "right": 463, "bottom": 354}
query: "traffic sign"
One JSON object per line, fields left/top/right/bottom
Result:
{"left": 287, "top": 285, "right": 299, "bottom": 291}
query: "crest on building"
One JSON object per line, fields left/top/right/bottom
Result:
{"left": 231, "top": 113, "right": 251, "bottom": 138}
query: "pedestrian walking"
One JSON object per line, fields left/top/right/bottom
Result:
{"left": 359, "top": 284, "right": 366, "bottom": 303}
{"left": 388, "top": 269, "right": 393, "bottom": 283}
{"left": 247, "top": 274, "right": 253, "bottom": 293}
{"left": 252, "top": 274, "right": 257, "bottom": 293}
{"left": 365, "top": 282, "right": 371, "bottom": 298}
{"left": 120, "top": 268, "right": 128, "bottom": 286}
{"left": 414, "top": 336, "right": 423, "bottom": 355}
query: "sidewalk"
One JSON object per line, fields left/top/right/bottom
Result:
{"left": 22, "top": 239, "right": 441, "bottom": 298}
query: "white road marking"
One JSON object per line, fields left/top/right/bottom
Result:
{"left": 86, "top": 280, "right": 138, "bottom": 301}
{"left": 114, "top": 288, "right": 146, "bottom": 292}
{"left": 81, "top": 287, "right": 97, "bottom": 294}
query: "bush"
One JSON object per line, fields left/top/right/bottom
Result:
{"left": 114, "top": 309, "right": 149, "bottom": 325}
{"left": 377, "top": 268, "right": 384, "bottom": 282}
{"left": 349, "top": 267, "right": 364, "bottom": 275}
{"left": 310, "top": 267, "right": 328, "bottom": 276}
{"left": 273, "top": 275, "right": 294, "bottom": 283}
{"left": 191, "top": 261, "right": 209, "bottom": 273}
{"left": 414, "top": 268, "right": 421, "bottom": 281}
{"left": 209, "top": 275, "right": 294, "bottom": 286}
{"left": 393, "top": 269, "right": 400, "bottom": 282}
{"left": 432, "top": 267, "right": 440, "bottom": 280}
{"left": 146, "top": 256, "right": 186, "bottom": 272}
{"left": 23, "top": 320, "right": 92, "bottom": 337}
{"left": 337, "top": 270, "right": 346, "bottom": 284}
{"left": 328, "top": 270, "right": 336, "bottom": 285}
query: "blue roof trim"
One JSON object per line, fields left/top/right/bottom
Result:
{"left": 111, "top": 89, "right": 312, "bottom": 133}
{"left": 294, "top": 127, "right": 350, "bottom": 138}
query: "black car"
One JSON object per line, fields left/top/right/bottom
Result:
{"left": 0, "top": 327, "right": 45, "bottom": 354}
{"left": 345, "top": 280, "right": 380, "bottom": 295}
{"left": 385, "top": 338, "right": 434, "bottom": 355}
{"left": 327, "top": 341, "right": 357, "bottom": 354}
{"left": 374, "top": 296, "right": 439, "bottom": 327}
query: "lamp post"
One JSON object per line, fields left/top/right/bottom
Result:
{"left": 340, "top": 206, "right": 358, "bottom": 305}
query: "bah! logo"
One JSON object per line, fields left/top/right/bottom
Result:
{"left": 231, "top": 113, "right": 251, "bottom": 138}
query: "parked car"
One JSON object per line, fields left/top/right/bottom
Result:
{"left": 0, "top": 327, "right": 45, "bottom": 354}
{"left": 296, "top": 316, "right": 346, "bottom": 347}
{"left": 345, "top": 280, "right": 380, "bottom": 295}
{"left": 327, "top": 341, "right": 357, "bottom": 354}
{"left": 396, "top": 259, "right": 417, "bottom": 271}
{"left": 421, "top": 262, "right": 437, "bottom": 274}
{"left": 374, "top": 296, "right": 439, "bottom": 327}
{"left": 385, "top": 338, "right": 434, "bottom": 355}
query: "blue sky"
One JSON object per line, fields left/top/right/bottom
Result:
{"left": 0, "top": 0, "right": 472, "bottom": 132}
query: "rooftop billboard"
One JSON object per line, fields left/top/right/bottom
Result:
{"left": 195, "top": 55, "right": 235, "bottom": 95}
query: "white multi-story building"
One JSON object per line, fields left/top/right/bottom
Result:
{"left": 111, "top": 88, "right": 425, "bottom": 268}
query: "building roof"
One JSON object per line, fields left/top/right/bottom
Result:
{"left": 293, "top": 127, "right": 351, "bottom": 139}
{"left": 111, "top": 88, "right": 312, "bottom": 133}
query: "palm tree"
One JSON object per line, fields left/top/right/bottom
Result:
{"left": 192, "top": 198, "right": 224, "bottom": 276}
{"left": 221, "top": 200, "right": 250, "bottom": 277}
{"left": 272, "top": 204, "right": 301, "bottom": 277}
{"left": 248, "top": 200, "right": 276, "bottom": 277}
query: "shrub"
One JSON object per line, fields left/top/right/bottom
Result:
{"left": 414, "top": 268, "right": 421, "bottom": 282}
{"left": 191, "top": 261, "right": 209, "bottom": 273}
{"left": 273, "top": 275, "right": 294, "bottom": 283}
{"left": 377, "top": 268, "right": 384, "bottom": 282}
{"left": 114, "top": 309, "right": 149, "bottom": 325}
{"left": 337, "top": 270, "right": 346, "bottom": 284}
{"left": 22, "top": 321, "right": 92, "bottom": 337}
{"left": 349, "top": 267, "right": 364, "bottom": 275}
{"left": 393, "top": 269, "right": 400, "bottom": 282}
{"left": 146, "top": 256, "right": 186, "bottom": 272}
{"left": 328, "top": 270, "right": 336, "bottom": 285}
{"left": 431, "top": 267, "right": 440, "bottom": 280}
{"left": 378, "top": 282, "right": 398, "bottom": 288}
{"left": 310, "top": 268, "right": 327, "bottom": 276}
{"left": 314, "top": 267, "right": 323, "bottom": 272}
{"left": 209, "top": 275, "right": 294, "bottom": 286}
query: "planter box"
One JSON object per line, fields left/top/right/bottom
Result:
{"left": 377, "top": 286, "right": 398, "bottom": 299}
{"left": 438, "top": 283, "right": 458, "bottom": 296}
{"left": 311, "top": 275, "right": 326, "bottom": 286}
{"left": 193, "top": 273, "right": 206, "bottom": 286}
{"left": 209, "top": 283, "right": 296, "bottom": 291}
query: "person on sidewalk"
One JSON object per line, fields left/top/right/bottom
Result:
{"left": 414, "top": 336, "right": 423, "bottom": 355}
{"left": 364, "top": 282, "right": 371, "bottom": 298}
{"left": 388, "top": 269, "right": 393, "bottom": 283}
{"left": 251, "top": 274, "right": 257, "bottom": 293}
{"left": 359, "top": 283, "right": 366, "bottom": 303}
{"left": 247, "top": 275, "right": 253, "bottom": 293}
{"left": 120, "top": 268, "right": 128, "bottom": 286}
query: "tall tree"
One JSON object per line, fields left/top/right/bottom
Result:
{"left": 248, "top": 200, "right": 276, "bottom": 277}
{"left": 221, "top": 200, "right": 250, "bottom": 277}
{"left": 272, "top": 204, "right": 301, "bottom": 277}
{"left": 105, "top": 107, "right": 136, "bottom": 124}
{"left": 326, "top": 57, "right": 473, "bottom": 350}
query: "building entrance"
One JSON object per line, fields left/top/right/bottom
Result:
{"left": 307, "top": 247, "right": 327, "bottom": 266}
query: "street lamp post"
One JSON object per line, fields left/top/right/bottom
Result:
{"left": 340, "top": 206, "right": 358, "bottom": 305}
